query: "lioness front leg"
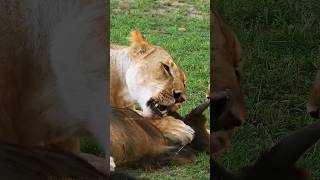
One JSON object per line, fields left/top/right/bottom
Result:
{"left": 149, "top": 116, "right": 195, "bottom": 145}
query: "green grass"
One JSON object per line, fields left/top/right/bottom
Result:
{"left": 110, "top": 0, "right": 210, "bottom": 179}
{"left": 216, "top": 0, "right": 320, "bottom": 178}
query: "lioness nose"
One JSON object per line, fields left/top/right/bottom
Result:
{"left": 173, "top": 91, "right": 186, "bottom": 103}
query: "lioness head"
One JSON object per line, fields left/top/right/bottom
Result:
{"left": 125, "top": 31, "right": 186, "bottom": 116}
{"left": 307, "top": 71, "right": 320, "bottom": 118}
{"left": 211, "top": 9, "right": 246, "bottom": 152}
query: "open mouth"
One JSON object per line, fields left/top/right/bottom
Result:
{"left": 147, "top": 99, "right": 172, "bottom": 116}
{"left": 151, "top": 102, "right": 170, "bottom": 116}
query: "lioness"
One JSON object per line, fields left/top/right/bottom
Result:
{"left": 110, "top": 31, "right": 186, "bottom": 117}
{"left": 0, "top": 0, "right": 108, "bottom": 174}
{"left": 211, "top": 9, "right": 246, "bottom": 152}
{"left": 110, "top": 31, "right": 194, "bottom": 172}
{"left": 307, "top": 71, "right": 320, "bottom": 119}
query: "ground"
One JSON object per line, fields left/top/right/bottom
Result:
{"left": 107, "top": 0, "right": 210, "bottom": 179}
{"left": 216, "top": 0, "right": 320, "bottom": 178}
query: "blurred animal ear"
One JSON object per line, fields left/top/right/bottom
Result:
{"left": 255, "top": 120, "right": 320, "bottom": 168}
{"left": 129, "top": 31, "right": 154, "bottom": 58}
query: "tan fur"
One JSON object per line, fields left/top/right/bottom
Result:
{"left": 110, "top": 101, "right": 209, "bottom": 167}
{"left": 110, "top": 108, "right": 171, "bottom": 165}
{"left": 110, "top": 108, "right": 194, "bottom": 165}
{"left": 110, "top": 31, "right": 186, "bottom": 116}
{"left": 148, "top": 116, "right": 194, "bottom": 146}
{"left": 211, "top": 9, "right": 246, "bottom": 152}
{"left": 307, "top": 71, "right": 320, "bottom": 118}
{"left": 0, "top": 0, "right": 108, "bottom": 174}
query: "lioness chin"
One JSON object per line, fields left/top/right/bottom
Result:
{"left": 110, "top": 31, "right": 186, "bottom": 117}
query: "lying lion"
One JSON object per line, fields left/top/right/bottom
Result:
{"left": 211, "top": 9, "right": 246, "bottom": 153}
{"left": 111, "top": 100, "right": 210, "bottom": 168}
{"left": 110, "top": 31, "right": 186, "bottom": 117}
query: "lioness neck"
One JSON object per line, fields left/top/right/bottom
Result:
{"left": 110, "top": 46, "right": 134, "bottom": 107}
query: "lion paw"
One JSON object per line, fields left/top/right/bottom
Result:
{"left": 168, "top": 122, "right": 194, "bottom": 145}
{"left": 151, "top": 117, "right": 195, "bottom": 145}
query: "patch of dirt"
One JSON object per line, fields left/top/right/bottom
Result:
{"left": 152, "top": 0, "right": 208, "bottom": 19}
{"left": 112, "top": 0, "right": 208, "bottom": 19}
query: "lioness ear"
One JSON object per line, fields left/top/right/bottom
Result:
{"left": 129, "top": 31, "right": 152, "bottom": 57}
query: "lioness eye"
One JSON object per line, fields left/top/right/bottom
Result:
{"left": 162, "top": 63, "right": 171, "bottom": 75}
